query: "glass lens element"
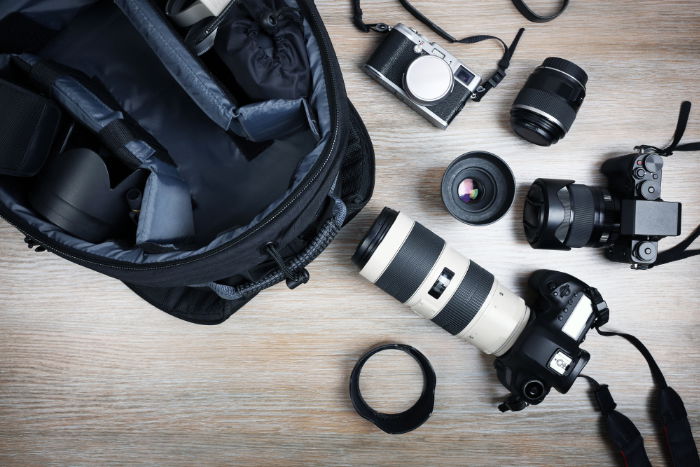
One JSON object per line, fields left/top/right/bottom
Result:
{"left": 458, "top": 178, "right": 481, "bottom": 203}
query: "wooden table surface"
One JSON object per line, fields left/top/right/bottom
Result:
{"left": 2, "top": 1, "right": 699, "bottom": 465}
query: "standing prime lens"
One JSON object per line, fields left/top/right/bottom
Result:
{"left": 511, "top": 58, "right": 588, "bottom": 146}
{"left": 353, "top": 208, "right": 530, "bottom": 356}
{"left": 441, "top": 152, "right": 516, "bottom": 226}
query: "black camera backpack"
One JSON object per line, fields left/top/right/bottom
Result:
{"left": 0, "top": 0, "right": 374, "bottom": 324}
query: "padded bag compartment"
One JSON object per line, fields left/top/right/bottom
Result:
{"left": 0, "top": 0, "right": 375, "bottom": 323}
{"left": 0, "top": 78, "right": 62, "bottom": 177}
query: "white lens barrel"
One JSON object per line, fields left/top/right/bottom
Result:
{"left": 456, "top": 280, "right": 530, "bottom": 356}
{"left": 168, "top": 0, "right": 232, "bottom": 28}
{"left": 359, "top": 212, "right": 530, "bottom": 356}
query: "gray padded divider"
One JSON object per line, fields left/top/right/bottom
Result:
{"left": 232, "top": 98, "right": 320, "bottom": 143}
{"left": 114, "top": 0, "right": 237, "bottom": 132}
{"left": 15, "top": 54, "right": 195, "bottom": 248}
{"left": 114, "top": 0, "right": 315, "bottom": 143}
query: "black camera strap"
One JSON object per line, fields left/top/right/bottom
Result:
{"left": 581, "top": 327, "right": 700, "bottom": 467}
{"left": 650, "top": 101, "right": 700, "bottom": 156}
{"left": 641, "top": 101, "right": 700, "bottom": 268}
{"left": 351, "top": 0, "right": 525, "bottom": 101}
{"left": 510, "top": 0, "right": 570, "bottom": 23}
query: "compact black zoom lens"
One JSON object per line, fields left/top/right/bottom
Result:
{"left": 523, "top": 179, "right": 619, "bottom": 250}
{"left": 511, "top": 58, "right": 588, "bottom": 146}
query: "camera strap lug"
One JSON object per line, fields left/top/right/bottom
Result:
{"left": 497, "top": 395, "right": 528, "bottom": 413}
{"left": 582, "top": 286, "right": 609, "bottom": 328}
{"left": 471, "top": 28, "right": 525, "bottom": 102}
{"left": 369, "top": 23, "right": 391, "bottom": 33}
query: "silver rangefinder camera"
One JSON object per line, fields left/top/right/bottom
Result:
{"left": 364, "top": 24, "right": 482, "bottom": 129}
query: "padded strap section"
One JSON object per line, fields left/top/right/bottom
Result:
{"left": 511, "top": 0, "right": 570, "bottom": 23}
{"left": 125, "top": 281, "right": 253, "bottom": 325}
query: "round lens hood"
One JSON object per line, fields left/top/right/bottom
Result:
{"left": 441, "top": 152, "right": 515, "bottom": 226}
{"left": 523, "top": 178, "right": 575, "bottom": 250}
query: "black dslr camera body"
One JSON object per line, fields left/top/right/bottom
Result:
{"left": 354, "top": 209, "right": 608, "bottom": 412}
{"left": 495, "top": 270, "right": 608, "bottom": 412}
{"left": 363, "top": 24, "right": 481, "bottom": 129}
{"left": 523, "top": 145, "right": 682, "bottom": 269}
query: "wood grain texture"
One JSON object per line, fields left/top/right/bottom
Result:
{"left": 1, "top": 1, "right": 699, "bottom": 465}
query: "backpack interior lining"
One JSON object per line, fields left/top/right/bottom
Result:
{"left": 0, "top": 0, "right": 333, "bottom": 264}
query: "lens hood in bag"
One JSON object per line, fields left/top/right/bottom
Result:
{"left": 30, "top": 148, "right": 148, "bottom": 244}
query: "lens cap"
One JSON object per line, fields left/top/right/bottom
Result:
{"left": 441, "top": 152, "right": 515, "bottom": 226}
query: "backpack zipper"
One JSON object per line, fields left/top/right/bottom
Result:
{"left": 0, "top": 0, "right": 344, "bottom": 272}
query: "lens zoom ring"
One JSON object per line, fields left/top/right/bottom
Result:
{"left": 431, "top": 261, "right": 495, "bottom": 335}
{"left": 566, "top": 184, "right": 595, "bottom": 248}
{"left": 513, "top": 88, "right": 577, "bottom": 131}
{"left": 375, "top": 222, "right": 445, "bottom": 303}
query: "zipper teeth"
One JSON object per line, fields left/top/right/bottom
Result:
{"left": 0, "top": 1, "right": 342, "bottom": 272}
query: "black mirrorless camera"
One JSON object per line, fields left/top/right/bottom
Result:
{"left": 522, "top": 102, "right": 700, "bottom": 268}
{"left": 353, "top": 208, "right": 608, "bottom": 411}
{"left": 524, "top": 146, "right": 681, "bottom": 268}
{"left": 364, "top": 24, "right": 482, "bottom": 129}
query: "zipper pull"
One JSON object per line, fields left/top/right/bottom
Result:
{"left": 23, "top": 236, "right": 46, "bottom": 253}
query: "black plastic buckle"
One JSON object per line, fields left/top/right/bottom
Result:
{"left": 498, "top": 395, "right": 528, "bottom": 412}
{"left": 286, "top": 268, "right": 310, "bottom": 289}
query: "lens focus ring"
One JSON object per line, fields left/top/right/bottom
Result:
{"left": 375, "top": 222, "right": 445, "bottom": 303}
{"left": 431, "top": 261, "right": 494, "bottom": 335}
{"left": 513, "top": 88, "right": 577, "bottom": 132}
{"left": 566, "top": 184, "right": 595, "bottom": 248}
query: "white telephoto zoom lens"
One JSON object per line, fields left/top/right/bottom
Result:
{"left": 355, "top": 210, "right": 530, "bottom": 356}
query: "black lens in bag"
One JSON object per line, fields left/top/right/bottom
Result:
{"left": 511, "top": 57, "right": 588, "bottom": 146}
{"left": 30, "top": 148, "right": 148, "bottom": 244}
